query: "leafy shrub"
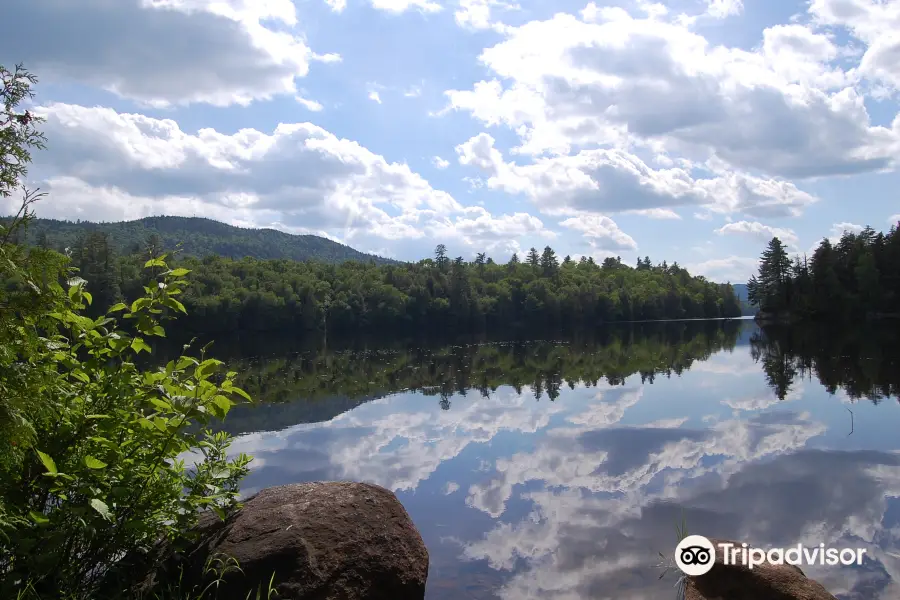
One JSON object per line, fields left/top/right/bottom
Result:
{"left": 0, "top": 63, "right": 253, "bottom": 600}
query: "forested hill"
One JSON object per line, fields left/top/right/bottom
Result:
{"left": 17, "top": 216, "right": 397, "bottom": 265}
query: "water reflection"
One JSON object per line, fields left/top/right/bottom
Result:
{"left": 751, "top": 324, "right": 900, "bottom": 403}
{"left": 219, "top": 320, "right": 900, "bottom": 600}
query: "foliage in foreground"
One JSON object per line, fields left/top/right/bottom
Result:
{"left": 0, "top": 63, "right": 253, "bottom": 600}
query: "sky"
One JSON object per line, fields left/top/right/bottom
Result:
{"left": 1, "top": 0, "right": 899, "bottom": 283}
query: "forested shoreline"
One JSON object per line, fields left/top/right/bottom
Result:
{"left": 748, "top": 224, "right": 900, "bottom": 322}
{"left": 12, "top": 229, "right": 743, "bottom": 335}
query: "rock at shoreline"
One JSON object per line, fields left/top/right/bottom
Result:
{"left": 685, "top": 539, "right": 837, "bottom": 600}
{"left": 180, "top": 482, "right": 429, "bottom": 600}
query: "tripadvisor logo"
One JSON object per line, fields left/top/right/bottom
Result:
{"left": 675, "top": 535, "right": 717, "bottom": 576}
{"left": 674, "top": 535, "right": 867, "bottom": 576}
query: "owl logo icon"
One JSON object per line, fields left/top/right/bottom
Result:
{"left": 675, "top": 535, "right": 716, "bottom": 576}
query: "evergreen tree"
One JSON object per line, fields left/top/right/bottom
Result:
{"left": 526, "top": 247, "right": 540, "bottom": 270}
{"left": 474, "top": 252, "right": 486, "bottom": 275}
{"left": 750, "top": 226, "right": 898, "bottom": 321}
{"left": 434, "top": 244, "right": 448, "bottom": 271}
{"left": 540, "top": 246, "right": 558, "bottom": 277}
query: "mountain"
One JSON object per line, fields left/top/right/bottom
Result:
{"left": 19, "top": 216, "right": 398, "bottom": 264}
{"left": 729, "top": 283, "right": 757, "bottom": 316}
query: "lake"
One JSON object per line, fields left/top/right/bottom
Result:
{"left": 212, "top": 319, "right": 900, "bottom": 600}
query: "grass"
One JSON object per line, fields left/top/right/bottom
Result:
{"left": 14, "top": 554, "right": 278, "bottom": 600}
{"left": 656, "top": 510, "right": 689, "bottom": 600}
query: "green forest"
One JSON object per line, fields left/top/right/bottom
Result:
{"left": 747, "top": 224, "right": 900, "bottom": 321}
{"left": 11, "top": 229, "right": 743, "bottom": 336}
{"left": 10, "top": 216, "right": 396, "bottom": 265}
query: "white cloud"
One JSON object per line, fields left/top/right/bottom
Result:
{"left": 890, "top": 214, "right": 900, "bottom": 225}
{"left": 369, "top": 0, "right": 442, "bottom": 13}
{"left": 0, "top": 0, "right": 336, "bottom": 107}
{"left": 625, "top": 208, "right": 681, "bottom": 220}
{"left": 444, "top": 10, "right": 899, "bottom": 179}
{"left": 807, "top": 221, "right": 868, "bottom": 254}
{"left": 295, "top": 96, "right": 325, "bottom": 112}
{"left": 454, "top": 133, "right": 819, "bottom": 219}
{"left": 18, "top": 103, "right": 563, "bottom": 258}
{"left": 558, "top": 214, "right": 637, "bottom": 251}
{"left": 831, "top": 222, "right": 865, "bottom": 237}
{"left": 25, "top": 103, "right": 462, "bottom": 235}
{"left": 705, "top": 0, "right": 743, "bottom": 19}
{"left": 809, "top": 0, "right": 900, "bottom": 93}
{"left": 715, "top": 220, "right": 799, "bottom": 247}
{"left": 368, "top": 91, "right": 383, "bottom": 104}
{"left": 432, "top": 156, "right": 451, "bottom": 169}
{"left": 455, "top": 0, "right": 518, "bottom": 31}
{"left": 430, "top": 206, "right": 556, "bottom": 253}
{"left": 325, "top": 0, "right": 348, "bottom": 11}
{"left": 686, "top": 255, "right": 758, "bottom": 283}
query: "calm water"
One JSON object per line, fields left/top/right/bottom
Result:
{"left": 215, "top": 320, "right": 900, "bottom": 600}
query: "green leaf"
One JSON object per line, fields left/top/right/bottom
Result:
{"left": 84, "top": 456, "right": 107, "bottom": 470}
{"left": 150, "top": 325, "right": 166, "bottom": 337}
{"left": 169, "top": 268, "right": 191, "bottom": 277}
{"left": 36, "top": 450, "right": 57, "bottom": 475}
{"left": 131, "top": 337, "right": 151, "bottom": 354}
{"left": 150, "top": 398, "right": 173, "bottom": 412}
{"left": 212, "top": 395, "right": 233, "bottom": 413}
{"left": 164, "top": 297, "right": 188, "bottom": 314}
{"left": 230, "top": 386, "right": 252, "bottom": 402}
{"left": 28, "top": 511, "right": 49, "bottom": 524}
{"left": 130, "top": 297, "right": 151, "bottom": 313}
{"left": 108, "top": 337, "right": 130, "bottom": 352}
{"left": 70, "top": 371, "right": 90, "bottom": 383}
{"left": 209, "top": 467, "right": 232, "bottom": 479}
{"left": 82, "top": 291, "right": 93, "bottom": 306}
{"left": 144, "top": 257, "right": 167, "bottom": 268}
{"left": 107, "top": 302, "right": 128, "bottom": 313}
{"left": 90, "top": 499, "right": 113, "bottom": 522}
{"left": 176, "top": 356, "right": 198, "bottom": 370}
{"left": 196, "top": 358, "right": 223, "bottom": 379}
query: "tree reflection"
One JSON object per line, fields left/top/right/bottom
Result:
{"left": 212, "top": 320, "right": 742, "bottom": 434}
{"left": 751, "top": 323, "right": 900, "bottom": 403}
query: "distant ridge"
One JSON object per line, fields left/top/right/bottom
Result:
{"left": 731, "top": 283, "right": 749, "bottom": 301}
{"left": 19, "top": 216, "right": 399, "bottom": 264}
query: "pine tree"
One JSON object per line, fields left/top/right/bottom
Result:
{"left": 540, "top": 246, "right": 558, "bottom": 277}
{"left": 756, "top": 237, "right": 792, "bottom": 313}
{"left": 526, "top": 247, "right": 540, "bottom": 270}
{"left": 474, "top": 252, "right": 486, "bottom": 275}
{"left": 434, "top": 244, "right": 448, "bottom": 271}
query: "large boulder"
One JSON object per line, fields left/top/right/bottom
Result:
{"left": 173, "top": 482, "right": 429, "bottom": 600}
{"left": 685, "top": 539, "right": 838, "bottom": 600}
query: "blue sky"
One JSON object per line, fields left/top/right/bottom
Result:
{"left": 1, "top": 0, "right": 899, "bottom": 282}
